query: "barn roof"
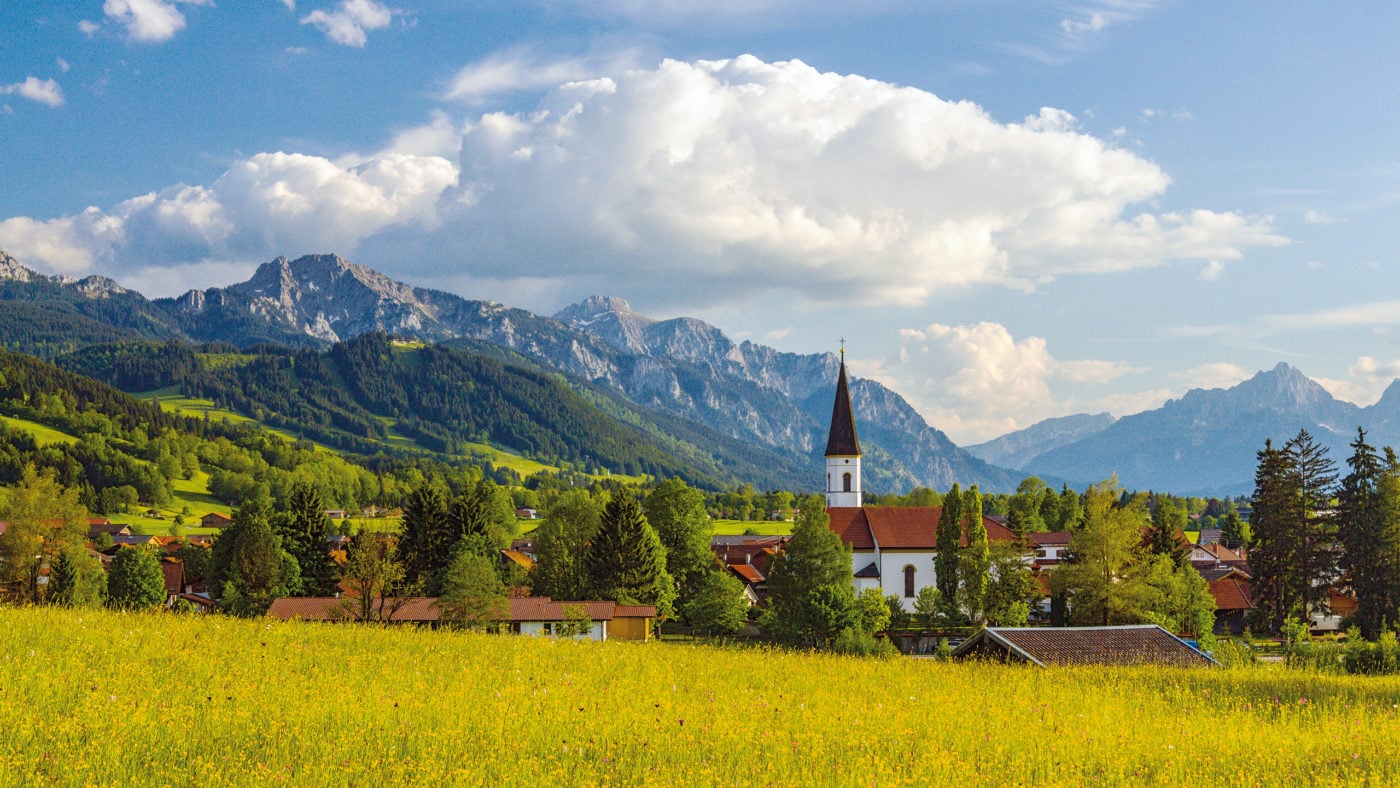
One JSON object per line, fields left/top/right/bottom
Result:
{"left": 951, "top": 625, "right": 1216, "bottom": 667}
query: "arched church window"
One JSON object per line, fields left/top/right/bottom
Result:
{"left": 903, "top": 565, "right": 916, "bottom": 598}
{"left": 843, "top": 472, "right": 852, "bottom": 493}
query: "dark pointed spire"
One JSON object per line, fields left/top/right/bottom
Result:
{"left": 825, "top": 351, "right": 861, "bottom": 457}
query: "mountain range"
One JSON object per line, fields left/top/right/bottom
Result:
{"left": 7, "top": 248, "right": 1400, "bottom": 497}
{"left": 0, "top": 250, "right": 1020, "bottom": 493}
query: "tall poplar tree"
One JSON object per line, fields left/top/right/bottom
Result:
{"left": 959, "top": 485, "right": 989, "bottom": 622}
{"left": 934, "top": 482, "right": 962, "bottom": 605}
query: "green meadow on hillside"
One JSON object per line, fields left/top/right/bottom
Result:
{"left": 3, "top": 607, "right": 1398, "bottom": 786}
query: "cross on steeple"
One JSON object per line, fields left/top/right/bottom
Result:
{"left": 839, "top": 337, "right": 846, "bottom": 357}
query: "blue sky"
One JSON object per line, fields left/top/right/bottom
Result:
{"left": 4, "top": 1, "right": 1400, "bottom": 444}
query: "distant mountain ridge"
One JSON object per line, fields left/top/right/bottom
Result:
{"left": 1022, "top": 363, "right": 1400, "bottom": 496}
{"left": 0, "top": 250, "right": 1023, "bottom": 493}
{"left": 966, "top": 412, "right": 1117, "bottom": 470}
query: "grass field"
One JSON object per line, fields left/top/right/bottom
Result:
{"left": 3, "top": 606, "right": 1399, "bottom": 786}
{"left": 0, "top": 414, "right": 79, "bottom": 446}
{"left": 711, "top": 519, "right": 792, "bottom": 536}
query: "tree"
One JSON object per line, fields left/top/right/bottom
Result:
{"left": 1219, "top": 505, "right": 1251, "bottom": 551}
{"left": 1052, "top": 478, "right": 1148, "bottom": 626}
{"left": 1007, "top": 477, "right": 1049, "bottom": 540}
{"left": 984, "top": 542, "right": 1035, "bottom": 627}
{"left": 219, "top": 500, "right": 296, "bottom": 617}
{"left": 934, "top": 482, "right": 962, "bottom": 605}
{"left": 1056, "top": 484, "right": 1085, "bottom": 531}
{"left": 435, "top": 548, "right": 508, "bottom": 631}
{"left": 0, "top": 464, "right": 88, "bottom": 603}
{"left": 530, "top": 490, "right": 601, "bottom": 601}
{"left": 644, "top": 478, "right": 716, "bottom": 605}
{"left": 854, "top": 586, "right": 892, "bottom": 634}
{"left": 106, "top": 546, "right": 166, "bottom": 610}
{"left": 912, "top": 585, "right": 944, "bottom": 630}
{"left": 1147, "top": 496, "right": 1189, "bottom": 566}
{"left": 682, "top": 570, "right": 749, "bottom": 636}
{"left": 1250, "top": 431, "right": 1337, "bottom": 632}
{"left": 275, "top": 483, "right": 340, "bottom": 596}
{"left": 49, "top": 546, "right": 106, "bottom": 608}
{"left": 763, "top": 495, "right": 855, "bottom": 648}
{"left": 584, "top": 489, "right": 676, "bottom": 619}
{"left": 340, "top": 534, "right": 417, "bottom": 624}
{"left": 958, "top": 485, "right": 989, "bottom": 622}
{"left": 1338, "top": 429, "right": 1400, "bottom": 638}
{"left": 397, "top": 484, "right": 450, "bottom": 590}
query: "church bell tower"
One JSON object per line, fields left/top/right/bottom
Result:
{"left": 825, "top": 346, "right": 862, "bottom": 508}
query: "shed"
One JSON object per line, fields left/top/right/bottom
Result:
{"left": 951, "top": 625, "right": 1216, "bottom": 667}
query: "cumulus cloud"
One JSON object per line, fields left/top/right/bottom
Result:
{"left": 1, "top": 77, "right": 64, "bottom": 108}
{"left": 103, "top": 0, "right": 211, "bottom": 43}
{"left": 1316, "top": 356, "right": 1400, "bottom": 406}
{"left": 301, "top": 0, "right": 393, "bottom": 47}
{"left": 0, "top": 151, "right": 457, "bottom": 293}
{"left": 887, "top": 320, "right": 1147, "bottom": 443}
{"left": 401, "top": 56, "right": 1284, "bottom": 304}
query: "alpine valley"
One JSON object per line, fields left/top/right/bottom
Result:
{"left": 5, "top": 249, "right": 1399, "bottom": 496}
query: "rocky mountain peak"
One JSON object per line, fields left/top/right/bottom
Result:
{"left": 555, "top": 295, "right": 656, "bottom": 354}
{"left": 1232, "top": 362, "right": 1334, "bottom": 411}
{"left": 0, "top": 251, "right": 38, "bottom": 283}
{"left": 72, "top": 275, "right": 128, "bottom": 297}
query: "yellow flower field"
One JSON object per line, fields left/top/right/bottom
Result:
{"left": 2, "top": 607, "right": 1398, "bottom": 786}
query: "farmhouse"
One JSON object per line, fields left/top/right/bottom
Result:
{"left": 201, "top": 512, "right": 233, "bottom": 529}
{"left": 821, "top": 353, "right": 1016, "bottom": 609}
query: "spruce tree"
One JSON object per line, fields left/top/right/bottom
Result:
{"left": 584, "top": 489, "right": 676, "bottom": 619}
{"left": 1285, "top": 429, "right": 1338, "bottom": 622}
{"left": 276, "top": 483, "right": 339, "bottom": 596}
{"left": 1148, "top": 497, "right": 1189, "bottom": 566}
{"left": 1219, "top": 505, "right": 1251, "bottom": 550}
{"left": 1338, "top": 428, "right": 1397, "bottom": 638}
{"left": 934, "top": 482, "right": 962, "bottom": 605}
{"left": 398, "top": 484, "right": 450, "bottom": 589}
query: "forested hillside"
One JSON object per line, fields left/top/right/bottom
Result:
{"left": 58, "top": 335, "right": 812, "bottom": 490}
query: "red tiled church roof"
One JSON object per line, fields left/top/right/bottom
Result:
{"left": 827, "top": 507, "right": 1015, "bottom": 551}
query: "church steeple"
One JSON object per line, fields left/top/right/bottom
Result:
{"left": 825, "top": 345, "right": 862, "bottom": 507}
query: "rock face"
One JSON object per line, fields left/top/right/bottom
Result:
{"left": 966, "top": 413, "right": 1117, "bottom": 470}
{"left": 1024, "top": 364, "right": 1366, "bottom": 496}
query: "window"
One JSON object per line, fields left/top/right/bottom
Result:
{"left": 843, "top": 472, "right": 852, "bottom": 492}
{"left": 903, "top": 565, "right": 916, "bottom": 598}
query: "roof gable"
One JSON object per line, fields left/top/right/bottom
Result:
{"left": 952, "top": 625, "right": 1216, "bottom": 667}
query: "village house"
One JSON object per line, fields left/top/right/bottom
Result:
{"left": 200, "top": 512, "right": 233, "bottom": 529}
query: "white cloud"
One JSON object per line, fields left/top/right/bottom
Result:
{"left": 409, "top": 56, "right": 1284, "bottom": 304}
{"left": 56, "top": 58, "right": 71, "bottom": 74}
{"left": 0, "top": 151, "right": 457, "bottom": 293}
{"left": 1317, "top": 356, "right": 1400, "bottom": 406}
{"left": 1198, "top": 260, "right": 1225, "bottom": 281}
{"left": 79, "top": 20, "right": 101, "bottom": 36}
{"left": 764, "top": 327, "right": 793, "bottom": 342}
{"left": 1304, "top": 209, "right": 1342, "bottom": 225}
{"left": 103, "top": 0, "right": 212, "bottom": 44}
{"left": 1175, "top": 362, "right": 1249, "bottom": 390}
{"left": 280, "top": 0, "right": 296, "bottom": 9}
{"left": 444, "top": 48, "right": 638, "bottom": 103}
{"left": 301, "top": 0, "right": 393, "bottom": 47}
{"left": 888, "top": 320, "right": 1146, "bottom": 443}
{"left": 1, "top": 77, "right": 64, "bottom": 108}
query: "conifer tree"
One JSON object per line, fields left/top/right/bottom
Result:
{"left": 1147, "top": 497, "right": 1189, "bottom": 566}
{"left": 398, "top": 484, "right": 450, "bottom": 589}
{"left": 1338, "top": 428, "right": 1398, "bottom": 638}
{"left": 50, "top": 546, "right": 107, "bottom": 608}
{"left": 959, "top": 485, "right": 989, "bottom": 622}
{"left": 584, "top": 489, "right": 676, "bottom": 619}
{"left": 1286, "top": 429, "right": 1337, "bottom": 619}
{"left": 1057, "top": 484, "right": 1085, "bottom": 531}
{"left": 1219, "top": 505, "right": 1251, "bottom": 550}
{"left": 1249, "top": 438, "right": 1296, "bottom": 630}
{"left": 763, "top": 495, "right": 854, "bottom": 647}
{"left": 276, "top": 483, "right": 339, "bottom": 596}
{"left": 934, "top": 482, "right": 962, "bottom": 605}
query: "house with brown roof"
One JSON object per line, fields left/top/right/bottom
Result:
{"left": 201, "top": 512, "right": 233, "bottom": 529}
{"left": 951, "top": 625, "right": 1217, "bottom": 667}
{"left": 820, "top": 353, "right": 1019, "bottom": 610}
{"left": 266, "top": 596, "right": 656, "bottom": 641}
{"left": 1189, "top": 542, "right": 1249, "bottom": 572}
{"left": 1029, "top": 532, "right": 1072, "bottom": 569}
{"left": 1203, "top": 567, "right": 1254, "bottom": 635}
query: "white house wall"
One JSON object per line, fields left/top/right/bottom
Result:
{"left": 879, "top": 550, "right": 939, "bottom": 612}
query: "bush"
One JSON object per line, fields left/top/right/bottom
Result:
{"left": 832, "top": 627, "right": 897, "bottom": 658}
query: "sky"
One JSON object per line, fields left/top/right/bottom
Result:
{"left": 4, "top": 1, "right": 1400, "bottom": 445}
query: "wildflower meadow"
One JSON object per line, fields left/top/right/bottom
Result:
{"left": 2, "top": 607, "right": 1399, "bottom": 786}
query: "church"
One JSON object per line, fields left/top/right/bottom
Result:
{"left": 822, "top": 351, "right": 1016, "bottom": 610}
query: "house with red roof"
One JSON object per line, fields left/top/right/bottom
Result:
{"left": 821, "top": 352, "right": 1018, "bottom": 610}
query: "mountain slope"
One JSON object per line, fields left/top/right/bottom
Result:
{"left": 966, "top": 413, "right": 1117, "bottom": 470}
